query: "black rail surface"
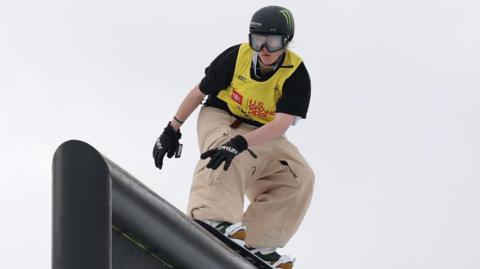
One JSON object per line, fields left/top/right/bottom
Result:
{"left": 52, "top": 140, "right": 256, "bottom": 269}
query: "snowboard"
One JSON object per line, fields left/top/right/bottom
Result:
{"left": 195, "top": 219, "right": 275, "bottom": 269}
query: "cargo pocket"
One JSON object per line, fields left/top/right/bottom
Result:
{"left": 279, "top": 160, "right": 297, "bottom": 178}
{"left": 279, "top": 160, "right": 301, "bottom": 187}
{"left": 200, "top": 126, "right": 231, "bottom": 152}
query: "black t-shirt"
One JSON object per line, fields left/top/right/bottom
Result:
{"left": 199, "top": 44, "right": 311, "bottom": 126}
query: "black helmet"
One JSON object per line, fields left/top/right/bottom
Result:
{"left": 249, "top": 6, "right": 295, "bottom": 42}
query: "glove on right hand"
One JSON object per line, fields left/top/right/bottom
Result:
{"left": 153, "top": 122, "right": 182, "bottom": 170}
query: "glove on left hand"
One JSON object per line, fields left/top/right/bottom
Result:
{"left": 200, "top": 135, "right": 248, "bottom": 171}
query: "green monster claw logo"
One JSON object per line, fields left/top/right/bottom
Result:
{"left": 279, "top": 9, "right": 293, "bottom": 31}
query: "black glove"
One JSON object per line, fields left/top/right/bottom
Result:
{"left": 153, "top": 122, "right": 182, "bottom": 169}
{"left": 200, "top": 135, "right": 248, "bottom": 171}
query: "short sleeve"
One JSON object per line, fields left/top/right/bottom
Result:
{"left": 276, "top": 62, "right": 311, "bottom": 118}
{"left": 199, "top": 44, "right": 240, "bottom": 96}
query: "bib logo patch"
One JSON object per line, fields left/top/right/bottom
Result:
{"left": 247, "top": 99, "right": 276, "bottom": 119}
{"left": 231, "top": 89, "right": 243, "bottom": 105}
{"left": 237, "top": 75, "right": 247, "bottom": 82}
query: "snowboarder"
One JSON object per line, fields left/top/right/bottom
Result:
{"left": 153, "top": 6, "right": 314, "bottom": 269}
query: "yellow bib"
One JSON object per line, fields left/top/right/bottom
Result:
{"left": 216, "top": 43, "right": 303, "bottom": 124}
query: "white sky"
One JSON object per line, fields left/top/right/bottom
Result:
{"left": 1, "top": 0, "right": 479, "bottom": 268}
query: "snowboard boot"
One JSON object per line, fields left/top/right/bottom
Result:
{"left": 245, "top": 246, "right": 295, "bottom": 269}
{"left": 202, "top": 219, "right": 247, "bottom": 246}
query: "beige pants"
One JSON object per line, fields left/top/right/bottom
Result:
{"left": 187, "top": 107, "right": 315, "bottom": 248}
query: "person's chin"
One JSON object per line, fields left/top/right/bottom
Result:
{"left": 260, "top": 56, "right": 274, "bottom": 65}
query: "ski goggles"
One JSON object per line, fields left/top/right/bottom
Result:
{"left": 248, "top": 33, "right": 288, "bottom": 53}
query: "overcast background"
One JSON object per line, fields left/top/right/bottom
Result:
{"left": 1, "top": 0, "right": 479, "bottom": 268}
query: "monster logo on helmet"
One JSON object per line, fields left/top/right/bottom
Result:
{"left": 249, "top": 6, "right": 295, "bottom": 42}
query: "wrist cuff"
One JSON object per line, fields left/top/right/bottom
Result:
{"left": 232, "top": 135, "right": 248, "bottom": 151}
{"left": 166, "top": 122, "right": 182, "bottom": 139}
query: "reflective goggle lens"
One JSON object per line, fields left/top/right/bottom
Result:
{"left": 249, "top": 34, "right": 286, "bottom": 53}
